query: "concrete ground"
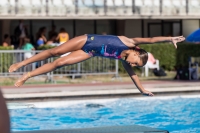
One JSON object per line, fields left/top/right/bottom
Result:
{"left": 1, "top": 79, "right": 200, "bottom": 101}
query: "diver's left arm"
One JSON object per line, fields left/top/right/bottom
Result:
{"left": 131, "top": 36, "right": 185, "bottom": 49}
{"left": 122, "top": 61, "right": 154, "bottom": 96}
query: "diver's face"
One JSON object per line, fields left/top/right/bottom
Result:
{"left": 126, "top": 51, "right": 143, "bottom": 67}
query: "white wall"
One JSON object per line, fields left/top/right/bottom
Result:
{"left": 182, "top": 20, "right": 199, "bottom": 37}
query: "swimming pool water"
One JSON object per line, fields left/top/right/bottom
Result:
{"left": 9, "top": 96, "right": 200, "bottom": 133}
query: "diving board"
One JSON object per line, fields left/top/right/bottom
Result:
{"left": 13, "top": 125, "right": 169, "bottom": 133}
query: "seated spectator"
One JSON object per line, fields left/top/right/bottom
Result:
{"left": 36, "top": 27, "right": 47, "bottom": 48}
{"left": 22, "top": 38, "right": 35, "bottom": 59}
{"left": 36, "top": 35, "right": 46, "bottom": 47}
{"left": 46, "top": 33, "right": 58, "bottom": 46}
{"left": 2, "top": 34, "right": 11, "bottom": 47}
{"left": 56, "top": 28, "right": 70, "bottom": 57}
{"left": 56, "top": 28, "right": 69, "bottom": 45}
{"left": 48, "top": 25, "right": 57, "bottom": 40}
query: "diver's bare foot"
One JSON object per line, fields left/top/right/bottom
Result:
{"left": 15, "top": 73, "right": 29, "bottom": 87}
{"left": 9, "top": 62, "right": 24, "bottom": 73}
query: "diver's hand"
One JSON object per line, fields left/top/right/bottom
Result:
{"left": 171, "top": 36, "right": 185, "bottom": 49}
{"left": 142, "top": 90, "right": 154, "bottom": 96}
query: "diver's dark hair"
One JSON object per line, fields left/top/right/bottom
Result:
{"left": 133, "top": 47, "right": 148, "bottom": 67}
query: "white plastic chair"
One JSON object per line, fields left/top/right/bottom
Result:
{"left": 152, "top": 0, "right": 160, "bottom": 15}
{"left": 31, "top": 0, "right": 40, "bottom": 13}
{"left": 48, "top": 0, "right": 65, "bottom": 16}
{"left": 18, "top": 0, "right": 32, "bottom": 15}
{"left": 142, "top": 53, "right": 160, "bottom": 77}
{"left": 78, "top": 0, "right": 94, "bottom": 16}
{"left": 144, "top": 59, "right": 160, "bottom": 77}
{"left": 172, "top": 0, "right": 186, "bottom": 15}
{"left": 31, "top": 0, "right": 45, "bottom": 16}
{"left": 189, "top": 0, "right": 200, "bottom": 15}
{"left": 106, "top": 0, "right": 115, "bottom": 15}
{"left": 0, "top": 0, "right": 8, "bottom": 15}
{"left": 162, "top": 0, "right": 173, "bottom": 15}
{"left": 135, "top": 0, "right": 143, "bottom": 14}
{"left": 63, "top": 0, "right": 75, "bottom": 16}
{"left": 94, "top": 0, "right": 104, "bottom": 15}
{"left": 115, "top": 0, "right": 124, "bottom": 15}
{"left": 140, "top": 0, "right": 153, "bottom": 15}
{"left": 9, "top": 0, "right": 15, "bottom": 15}
{"left": 123, "top": 0, "right": 132, "bottom": 15}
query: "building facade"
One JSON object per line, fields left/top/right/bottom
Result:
{"left": 0, "top": 0, "right": 200, "bottom": 43}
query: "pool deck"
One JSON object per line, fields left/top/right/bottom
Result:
{"left": 1, "top": 80, "right": 200, "bottom": 100}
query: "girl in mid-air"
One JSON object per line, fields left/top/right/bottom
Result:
{"left": 9, "top": 34, "right": 185, "bottom": 96}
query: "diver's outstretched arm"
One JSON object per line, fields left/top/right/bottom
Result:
{"left": 122, "top": 61, "right": 154, "bottom": 96}
{"left": 131, "top": 36, "right": 185, "bottom": 48}
{"left": 0, "top": 89, "right": 10, "bottom": 133}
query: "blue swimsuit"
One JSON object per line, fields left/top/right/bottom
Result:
{"left": 82, "top": 34, "right": 129, "bottom": 59}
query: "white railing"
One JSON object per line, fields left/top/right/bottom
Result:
{"left": 0, "top": 0, "right": 200, "bottom": 18}
{"left": 0, "top": 50, "right": 119, "bottom": 81}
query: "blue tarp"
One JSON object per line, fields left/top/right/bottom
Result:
{"left": 186, "top": 28, "right": 200, "bottom": 43}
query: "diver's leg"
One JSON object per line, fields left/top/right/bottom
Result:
{"left": 9, "top": 35, "right": 87, "bottom": 72}
{"left": 15, "top": 50, "right": 91, "bottom": 87}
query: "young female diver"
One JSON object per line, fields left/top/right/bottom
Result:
{"left": 9, "top": 34, "right": 185, "bottom": 96}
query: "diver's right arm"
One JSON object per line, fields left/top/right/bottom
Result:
{"left": 122, "top": 61, "right": 154, "bottom": 96}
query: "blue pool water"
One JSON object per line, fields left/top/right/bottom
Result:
{"left": 9, "top": 97, "right": 200, "bottom": 133}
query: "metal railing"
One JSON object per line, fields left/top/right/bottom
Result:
{"left": 0, "top": 0, "right": 200, "bottom": 18}
{"left": 0, "top": 50, "right": 119, "bottom": 81}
